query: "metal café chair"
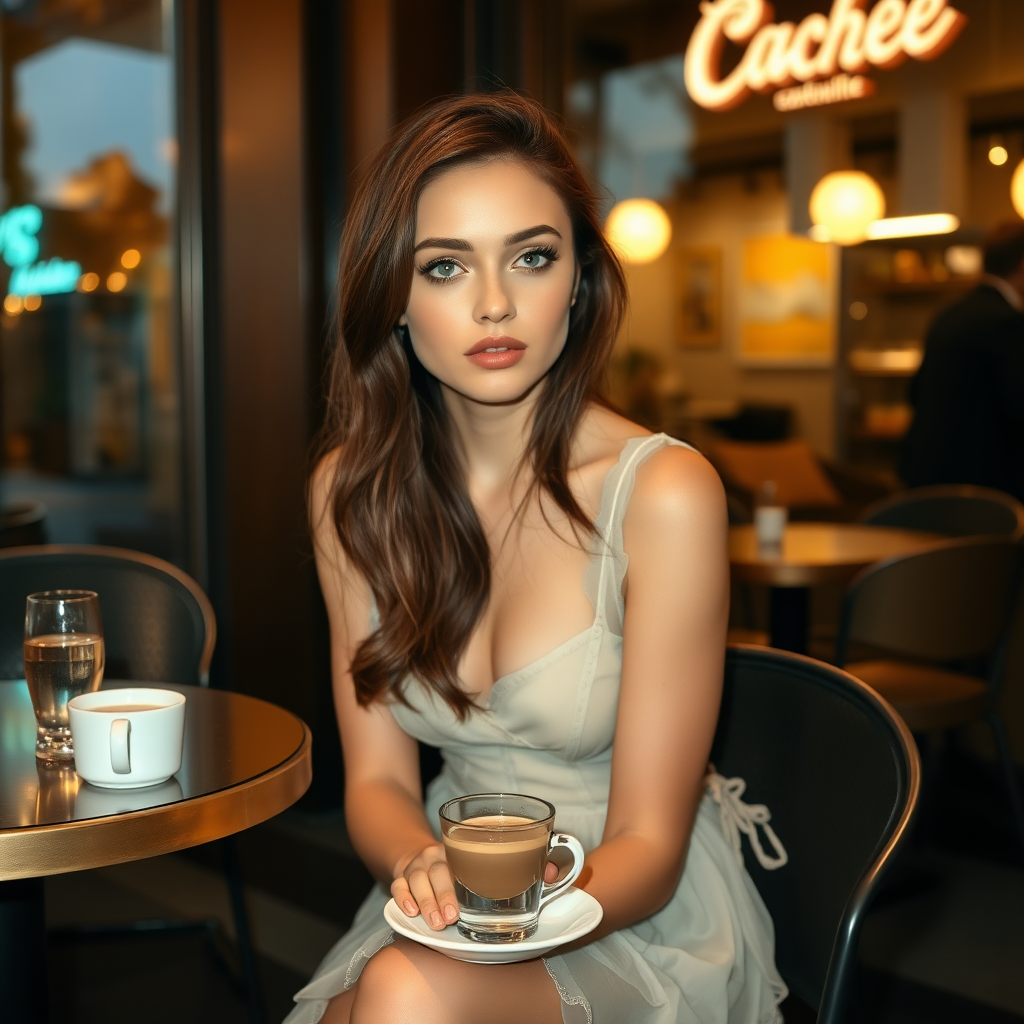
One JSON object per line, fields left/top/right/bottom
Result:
{"left": 715, "top": 646, "right": 919, "bottom": 1024}
{"left": 834, "top": 536, "right": 1024, "bottom": 864}
{"left": 0, "top": 502, "right": 48, "bottom": 549}
{"left": 0, "top": 544, "right": 265, "bottom": 1024}
{"left": 860, "top": 484, "right": 1024, "bottom": 542}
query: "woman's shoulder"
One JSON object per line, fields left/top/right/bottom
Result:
{"left": 575, "top": 406, "right": 723, "bottom": 526}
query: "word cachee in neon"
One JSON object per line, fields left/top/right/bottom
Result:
{"left": 684, "top": 0, "right": 967, "bottom": 112}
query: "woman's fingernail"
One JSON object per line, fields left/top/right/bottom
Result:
{"left": 430, "top": 911, "right": 444, "bottom": 929}
{"left": 444, "top": 904, "right": 458, "bottom": 922}
{"left": 403, "top": 900, "right": 417, "bottom": 916}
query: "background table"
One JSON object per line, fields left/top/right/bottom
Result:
{"left": 729, "top": 523, "right": 941, "bottom": 653}
{"left": 0, "top": 680, "right": 312, "bottom": 1022}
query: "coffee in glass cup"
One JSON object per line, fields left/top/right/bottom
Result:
{"left": 439, "top": 793, "right": 585, "bottom": 943}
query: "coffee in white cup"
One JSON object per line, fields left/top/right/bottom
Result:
{"left": 68, "top": 688, "right": 186, "bottom": 789}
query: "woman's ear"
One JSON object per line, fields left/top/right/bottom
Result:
{"left": 398, "top": 313, "right": 409, "bottom": 327}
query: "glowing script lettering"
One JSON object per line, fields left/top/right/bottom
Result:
{"left": 9, "top": 258, "right": 83, "bottom": 297}
{"left": 0, "top": 205, "right": 43, "bottom": 268}
{"left": 684, "top": 0, "right": 967, "bottom": 112}
{"left": 1, "top": 204, "right": 82, "bottom": 297}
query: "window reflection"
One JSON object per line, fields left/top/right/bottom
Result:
{"left": 0, "top": 0, "right": 181, "bottom": 564}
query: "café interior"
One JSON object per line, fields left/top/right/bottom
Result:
{"left": 1, "top": 0, "right": 1023, "bottom": 1021}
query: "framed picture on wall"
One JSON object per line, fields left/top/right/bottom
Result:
{"left": 738, "top": 234, "right": 836, "bottom": 366}
{"left": 675, "top": 246, "right": 721, "bottom": 348}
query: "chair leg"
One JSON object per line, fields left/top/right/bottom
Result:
{"left": 985, "top": 710, "right": 1024, "bottom": 867}
{"left": 220, "top": 837, "right": 267, "bottom": 1024}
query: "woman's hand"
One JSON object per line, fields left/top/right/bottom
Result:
{"left": 392, "top": 843, "right": 459, "bottom": 931}
{"left": 392, "top": 843, "right": 561, "bottom": 931}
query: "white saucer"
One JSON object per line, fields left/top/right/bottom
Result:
{"left": 383, "top": 887, "right": 603, "bottom": 964}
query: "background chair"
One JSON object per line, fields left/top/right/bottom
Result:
{"left": 0, "top": 502, "right": 48, "bottom": 549}
{"left": 860, "top": 484, "right": 1024, "bottom": 541}
{"left": 714, "top": 646, "right": 919, "bottom": 1024}
{"left": 0, "top": 544, "right": 264, "bottom": 1024}
{"left": 834, "top": 537, "right": 1024, "bottom": 864}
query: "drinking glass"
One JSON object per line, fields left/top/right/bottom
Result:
{"left": 439, "top": 793, "right": 585, "bottom": 942}
{"left": 24, "top": 591, "right": 105, "bottom": 762}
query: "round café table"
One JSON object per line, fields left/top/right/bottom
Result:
{"left": 0, "top": 680, "right": 312, "bottom": 1023}
{"left": 729, "top": 522, "right": 941, "bottom": 653}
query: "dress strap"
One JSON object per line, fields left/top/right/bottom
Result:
{"left": 585, "top": 433, "right": 696, "bottom": 632}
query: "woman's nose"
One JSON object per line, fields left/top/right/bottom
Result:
{"left": 474, "top": 270, "right": 515, "bottom": 323}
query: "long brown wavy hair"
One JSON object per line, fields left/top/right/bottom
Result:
{"left": 316, "top": 91, "right": 626, "bottom": 718}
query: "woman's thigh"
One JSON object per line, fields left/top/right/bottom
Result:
{"left": 320, "top": 938, "right": 565, "bottom": 1024}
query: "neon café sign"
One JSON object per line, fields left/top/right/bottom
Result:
{"left": 684, "top": 0, "right": 967, "bottom": 112}
{"left": 0, "top": 204, "right": 82, "bottom": 297}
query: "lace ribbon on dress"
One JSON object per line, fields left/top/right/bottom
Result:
{"left": 705, "top": 770, "right": 789, "bottom": 871}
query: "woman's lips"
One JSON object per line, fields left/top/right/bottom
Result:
{"left": 464, "top": 337, "right": 526, "bottom": 370}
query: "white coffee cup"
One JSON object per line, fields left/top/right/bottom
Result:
{"left": 68, "top": 688, "right": 186, "bottom": 789}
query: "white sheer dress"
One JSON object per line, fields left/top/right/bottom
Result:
{"left": 285, "top": 434, "right": 788, "bottom": 1024}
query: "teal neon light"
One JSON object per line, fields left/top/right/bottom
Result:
{"left": 0, "top": 205, "right": 43, "bottom": 267}
{"left": 2, "top": 203, "right": 82, "bottom": 297}
{"left": 9, "top": 258, "right": 82, "bottom": 296}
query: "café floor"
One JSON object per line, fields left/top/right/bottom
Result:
{"left": 44, "top": 747, "right": 1024, "bottom": 1024}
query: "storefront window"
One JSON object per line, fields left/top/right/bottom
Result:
{"left": 0, "top": 0, "right": 182, "bottom": 562}
{"left": 564, "top": 0, "right": 1024, "bottom": 471}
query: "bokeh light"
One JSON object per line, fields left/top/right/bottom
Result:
{"left": 809, "top": 171, "right": 885, "bottom": 246}
{"left": 605, "top": 199, "right": 672, "bottom": 264}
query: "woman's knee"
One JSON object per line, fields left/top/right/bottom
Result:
{"left": 350, "top": 942, "right": 444, "bottom": 1024}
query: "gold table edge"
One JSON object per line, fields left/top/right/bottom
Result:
{"left": 0, "top": 723, "right": 312, "bottom": 880}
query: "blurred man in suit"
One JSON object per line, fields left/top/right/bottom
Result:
{"left": 900, "top": 223, "right": 1024, "bottom": 502}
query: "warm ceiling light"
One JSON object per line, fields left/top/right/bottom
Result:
{"left": 989, "top": 145, "right": 1008, "bottom": 166}
{"left": 809, "top": 171, "right": 885, "bottom": 246}
{"left": 107, "top": 271, "right": 127, "bottom": 292}
{"left": 3, "top": 294, "right": 23, "bottom": 315}
{"left": 605, "top": 199, "right": 672, "bottom": 264}
{"left": 23, "top": 294, "right": 41, "bottom": 311}
{"left": 1012, "top": 159, "right": 1024, "bottom": 220}
{"left": 866, "top": 214, "right": 960, "bottom": 239}
{"left": 78, "top": 272, "right": 100, "bottom": 293}
{"left": 121, "top": 248, "right": 141, "bottom": 269}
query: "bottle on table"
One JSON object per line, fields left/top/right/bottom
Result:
{"left": 754, "top": 480, "right": 787, "bottom": 549}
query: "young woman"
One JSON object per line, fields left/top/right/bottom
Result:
{"left": 289, "top": 92, "right": 786, "bottom": 1024}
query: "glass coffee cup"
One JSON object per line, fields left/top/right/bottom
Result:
{"left": 439, "top": 793, "right": 585, "bottom": 943}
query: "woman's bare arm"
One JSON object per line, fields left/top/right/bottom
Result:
{"left": 311, "top": 454, "right": 458, "bottom": 928}
{"left": 567, "top": 445, "right": 729, "bottom": 945}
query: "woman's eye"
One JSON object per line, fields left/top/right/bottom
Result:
{"left": 425, "top": 259, "right": 463, "bottom": 281}
{"left": 513, "top": 248, "right": 557, "bottom": 271}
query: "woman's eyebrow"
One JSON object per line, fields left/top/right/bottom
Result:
{"left": 413, "top": 224, "right": 563, "bottom": 254}
{"left": 414, "top": 236, "right": 471, "bottom": 254}
{"left": 504, "top": 224, "right": 562, "bottom": 246}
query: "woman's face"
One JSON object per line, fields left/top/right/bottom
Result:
{"left": 401, "top": 158, "right": 579, "bottom": 406}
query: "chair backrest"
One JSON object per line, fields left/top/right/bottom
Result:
{"left": 860, "top": 485, "right": 1024, "bottom": 541}
{"left": 713, "top": 646, "right": 919, "bottom": 1024}
{"left": 0, "top": 545, "right": 215, "bottom": 686}
{"left": 836, "top": 537, "right": 1024, "bottom": 671}
{"left": 0, "top": 502, "right": 48, "bottom": 548}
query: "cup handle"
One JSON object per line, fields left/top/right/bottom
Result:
{"left": 538, "top": 833, "right": 585, "bottom": 911}
{"left": 110, "top": 719, "right": 132, "bottom": 774}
